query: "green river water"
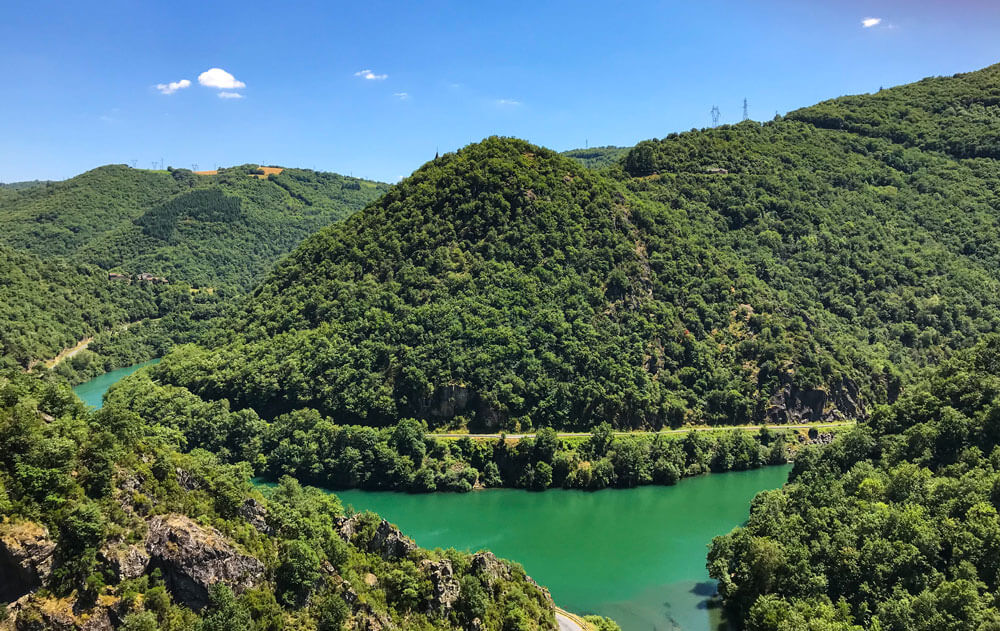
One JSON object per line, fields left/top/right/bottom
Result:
{"left": 335, "top": 466, "right": 790, "bottom": 631}
{"left": 72, "top": 358, "right": 160, "bottom": 408}
{"left": 72, "top": 363, "right": 790, "bottom": 631}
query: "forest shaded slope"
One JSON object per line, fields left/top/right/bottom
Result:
{"left": 708, "top": 335, "right": 1000, "bottom": 631}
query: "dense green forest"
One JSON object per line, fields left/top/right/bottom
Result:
{"left": 104, "top": 366, "right": 801, "bottom": 492}
{"left": 0, "top": 164, "right": 387, "bottom": 374}
{"left": 709, "top": 334, "right": 1000, "bottom": 631}
{"left": 0, "top": 164, "right": 387, "bottom": 291}
{"left": 131, "top": 64, "right": 1000, "bottom": 434}
{"left": 561, "top": 146, "right": 629, "bottom": 169}
{"left": 0, "top": 369, "right": 557, "bottom": 630}
{"left": 0, "top": 245, "right": 174, "bottom": 370}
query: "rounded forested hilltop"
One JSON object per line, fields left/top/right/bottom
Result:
{"left": 145, "top": 64, "right": 1000, "bottom": 432}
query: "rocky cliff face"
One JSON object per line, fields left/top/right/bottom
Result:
{"left": 420, "top": 559, "right": 461, "bottom": 614}
{"left": 764, "top": 376, "right": 864, "bottom": 424}
{"left": 145, "top": 514, "right": 265, "bottom": 610}
{"left": 0, "top": 521, "right": 55, "bottom": 602}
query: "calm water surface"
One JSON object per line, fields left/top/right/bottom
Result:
{"left": 75, "top": 365, "right": 788, "bottom": 630}
{"left": 71, "top": 358, "right": 160, "bottom": 408}
{"left": 335, "top": 465, "right": 790, "bottom": 631}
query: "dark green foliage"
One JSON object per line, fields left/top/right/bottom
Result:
{"left": 0, "top": 244, "right": 163, "bottom": 368}
{"left": 105, "top": 368, "right": 793, "bottom": 493}
{"left": 709, "top": 335, "right": 1000, "bottom": 630}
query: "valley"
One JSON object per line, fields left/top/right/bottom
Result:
{"left": 5, "top": 57, "right": 1000, "bottom": 631}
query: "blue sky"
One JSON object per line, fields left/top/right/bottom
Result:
{"left": 2, "top": 0, "right": 999, "bottom": 183}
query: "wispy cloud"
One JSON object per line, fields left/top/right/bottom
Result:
{"left": 354, "top": 69, "right": 388, "bottom": 81}
{"left": 198, "top": 68, "right": 246, "bottom": 89}
{"left": 862, "top": 17, "right": 882, "bottom": 28}
{"left": 496, "top": 98, "right": 522, "bottom": 107}
{"left": 156, "top": 79, "right": 191, "bottom": 95}
{"left": 218, "top": 91, "right": 243, "bottom": 99}
{"left": 393, "top": 92, "right": 410, "bottom": 100}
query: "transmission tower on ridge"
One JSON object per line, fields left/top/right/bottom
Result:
{"left": 742, "top": 98, "right": 749, "bottom": 121}
{"left": 710, "top": 105, "right": 720, "bottom": 127}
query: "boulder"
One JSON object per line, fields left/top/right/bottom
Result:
{"left": 336, "top": 515, "right": 416, "bottom": 560}
{"left": 98, "top": 542, "right": 149, "bottom": 581}
{"left": 239, "top": 498, "right": 272, "bottom": 534}
{"left": 419, "top": 559, "right": 460, "bottom": 614}
{"left": 0, "top": 521, "right": 55, "bottom": 602}
{"left": 145, "top": 514, "right": 264, "bottom": 610}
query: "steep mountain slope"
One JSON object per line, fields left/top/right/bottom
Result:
{"left": 708, "top": 335, "right": 1000, "bottom": 631}
{"left": 0, "top": 369, "right": 557, "bottom": 631}
{"left": 0, "top": 164, "right": 388, "bottom": 290}
{"left": 141, "top": 64, "right": 1000, "bottom": 434}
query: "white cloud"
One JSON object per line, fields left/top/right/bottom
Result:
{"left": 354, "top": 69, "right": 388, "bottom": 81}
{"left": 218, "top": 91, "right": 243, "bottom": 99}
{"left": 496, "top": 99, "right": 522, "bottom": 107}
{"left": 198, "top": 68, "right": 246, "bottom": 89}
{"left": 862, "top": 17, "right": 882, "bottom": 28}
{"left": 156, "top": 79, "right": 191, "bottom": 95}
{"left": 393, "top": 92, "right": 410, "bottom": 100}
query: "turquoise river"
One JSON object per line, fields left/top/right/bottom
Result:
{"left": 72, "top": 362, "right": 790, "bottom": 631}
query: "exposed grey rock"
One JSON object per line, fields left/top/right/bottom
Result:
{"left": 145, "top": 514, "right": 264, "bottom": 610}
{"left": 239, "top": 497, "right": 272, "bottom": 534}
{"left": 98, "top": 541, "right": 149, "bottom": 581}
{"left": 0, "top": 521, "right": 55, "bottom": 602}
{"left": 764, "top": 376, "right": 865, "bottom": 424}
{"left": 175, "top": 468, "right": 200, "bottom": 491}
{"left": 470, "top": 551, "right": 510, "bottom": 585}
{"left": 420, "top": 559, "right": 460, "bottom": 614}
{"left": 336, "top": 515, "right": 416, "bottom": 560}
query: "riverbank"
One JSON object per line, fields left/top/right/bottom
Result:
{"left": 323, "top": 465, "right": 792, "bottom": 631}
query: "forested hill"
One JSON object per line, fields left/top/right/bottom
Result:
{"left": 145, "top": 64, "right": 1000, "bottom": 433}
{"left": 0, "top": 164, "right": 388, "bottom": 290}
{"left": 709, "top": 334, "right": 1000, "bottom": 630}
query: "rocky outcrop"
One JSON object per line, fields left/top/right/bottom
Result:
{"left": 145, "top": 514, "right": 264, "bottom": 609}
{"left": 0, "top": 521, "right": 55, "bottom": 602}
{"left": 239, "top": 498, "right": 271, "bottom": 534}
{"left": 420, "top": 559, "right": 460, "bottom": 614}
{"left": 98, "top": 542, "right": 149, "bottom": 581}
{"left": 470, "top": 551, "right": 511, "bottom": 586}
{"left": 469, "top": 551, "right": 553, "bottom": 606}
{"left": 412, "top": 385, "right": 508, "bottom": 431}
{"left": 5, "top": 594, "right": 122, "bottom": 631}
{"left": 336, "top": 515, "right": 416, "bottom": 560}
{"left": 764, "top": 376, "right": 865, "bottom": 424}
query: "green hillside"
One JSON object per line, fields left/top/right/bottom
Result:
{"left": 561, "top": 145, "right": 629, "bottom": 169}
{"left": 0, "top": 164, "right": 388, "bottom": 290}
{"left": 0, "top": 368, "right": 557, "bottom": 631}
{"left": 132, "top": 64, "right": 1000, "bottom": 439}
{"left": 709, "top": 334, "right": 1000, "bottom": 631}
{"left": 0, "top": 244, "right": 166, "bottom": 369}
